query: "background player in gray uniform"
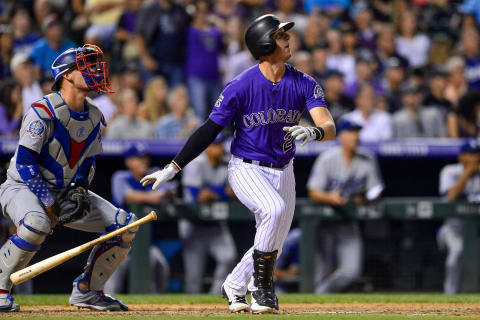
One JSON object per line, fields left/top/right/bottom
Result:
{"left": 307, "top": 119, "right": 384, "bottom": 294}
{"left": 181, "top": 136, "right": 237, "bottom": 294}
{"left": 141, "top": 14, "right": 336, "bottom": 313}
{"left": 438, "top": 139, "right": 480, "bottom": 294}
{"left": 0, "top": 44, "right": 138, "bottom": 312}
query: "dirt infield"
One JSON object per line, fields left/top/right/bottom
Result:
{"left": 4, "top": 303, "right": 480, "bottom": 318}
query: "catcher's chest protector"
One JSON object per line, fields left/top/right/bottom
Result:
{"left": 31, "top": 92, "right": 105, "bottom": 188}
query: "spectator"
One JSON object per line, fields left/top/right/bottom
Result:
{"left": 308, "top": 118, "right": 384, "bottom": 294}
{"left": 155, "top": 85, "right": 199, "bottom": 140}
{"left": 376, "top": 25, "right": 409, "bottom": 75}
{"left": 113, "top": 0, "right": 143, "bottom": 63}
{"left": 392, "top": 84, "right": 446, "bottom": 138}
{"left": 274, "top": 0, "right": 308, "bottom": 36}
{"left": 323, "top": 69, "right": 354, "bottom": 123}
{"left": 311, "top": 40, "right": 334, "bottom": 83}
{"left": 445, "top": 56, "right": 467, "bottom": 108}
{"left": 106, "top": 88, "right": 154, "bottom": 139}
{"left": 10, "top": 52, "right": 42, "bottom": 115}
{"left": 143, "top": 76, "right": 168, "bottom": 123}
{"left": 303, "top": 12, "right": 330, "bottom": 50}
{"left": 0, "top": 79, "right": 22, "bottom": 136}
{"left": 186, "top": 0, "right": 223, "bottom": 120}
{"left": 292, "top": 51, "right": 313, "bottom": 76}
{"left": 344, "top": 52, "right": 384, "bottom": 98}
{"left": 340, "top": 23, "right": 357, "bottom": 57}
{"left": 326, "top": 29, "right": 355, "bottom": 84}
{"left": 0, "top": 24, "right": 13, "bottom": 79}
{"left": 383, "top": 57, "right": 406, "bottom": 113}
{"left": 395, "top": 10, "right": 431, "bottom": 68}
{"left": 353, "top": 6, "right": 376, "bottom": 52}
{"left": 10, "top": 6, "right": 39, "bottom": 55}
{"left": 84, "top": 0, "right": 126, "bottom": 47}
{"left": 461, "top": 27, "right": 480, "bottom": 91}
{"left": 121, "top": 61, "right": 143, "bottom": 99}
{"left": 437, "top": 139, "right": 480, "bottom": 294}
{"left": 136, "top": 0, "right": 190, "bottom": 86}
{"left": 456, "top": 91, "right": 480, "bottom": 138}
{"left": 29, "top": 14, "right": 76, "bottom": 78}
{"left": 106, "top": 145, "right": 175, "bottom": 294}
{"left": 180, "top": 136, "right": 237, "bottom": 294}
{"left": 92, "top": 71, "right": 122, "bottom": 123}
{"left": 343, "top": 84, "right": 392, "bottom": 142}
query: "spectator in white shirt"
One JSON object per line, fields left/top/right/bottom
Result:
{"left": 343, "top": 83, "right": 393, "bottom": 142}
{"left": 10, "top": 52, "right": 42, "bottom": 115}
{"left": 395, "top": 10, "right": 431, "bottom": 68}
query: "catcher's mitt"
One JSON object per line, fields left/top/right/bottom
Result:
{"left": 57, "top": 185, "right": 91, "bottom": 226}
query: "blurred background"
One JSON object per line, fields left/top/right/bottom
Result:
{"left": 1, "top": 0, "right": 480, "bottom": 295}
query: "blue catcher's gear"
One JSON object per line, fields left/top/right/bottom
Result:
{"left": 51, "top": 44, "right": 113, "bottom": 93}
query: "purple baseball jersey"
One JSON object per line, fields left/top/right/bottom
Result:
{"left": 209, "top": 64, "right": 327, "bottom": 165}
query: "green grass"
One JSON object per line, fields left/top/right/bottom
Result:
{"left": 12, "top": 293, "right": 480, "bottom": 305}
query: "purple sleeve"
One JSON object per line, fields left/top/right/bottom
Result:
{"left": 0, "top": 105, "right": 20, "bottom": 136}
{"left": 304, "top": 75, "right": 327, "bottom": 110}
{"left": 209, "top": 82, "right": 239, "bottom": 126}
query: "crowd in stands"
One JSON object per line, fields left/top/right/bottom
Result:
{"left": 0, "top": 0, "right": 480, "bottom": 140}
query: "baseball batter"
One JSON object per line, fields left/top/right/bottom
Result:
{"left": 0, "top": 44, "right": 137, "bottom": 312}
{"left": 142, "top": 14, "right": 335, "bottom": 313}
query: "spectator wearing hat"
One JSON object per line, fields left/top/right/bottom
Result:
{"left": 343, "top": 83, "right": 392, "bottom": 142}
{"left": 376, "top": 25, "right": 409, "bottom": 76}
{"left": 106, "top": 88, "right": 154, "bottom": 139}
{"left": 0, "top": 79, "right": 22, "bottom": 137}
{"left": 437, "top": 139, "right": 480, "bottom": 294}
{"left": 323, "top": 69, "right": 354, "bottom": 123}
{"left": 308, "top": 118, "right": 384, "bottom": 294}
{"left": 383, "top": 57, "right": 406, "bottom": 113}
{"left": 180, "top": 135, "right": 237, "bottom": 294}
{"left": 10, "top": 52, "right": 43, "bottom": 115}
{"left": 29, "top": 14, "right": 76, "bottom": 78}
{"left": 106, "top": 144, "right": 176, "bottom": 294}
{"left": 395, "top": 10, "right": 431, "bottom": 68}
{"left": 392, "top": 83, "right": 446, "bottom": 138}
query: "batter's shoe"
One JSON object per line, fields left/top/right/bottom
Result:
{"left": 0, "top": 295, "right": 19, "bottom": 312}
{"left": 69, "top": 281, "right": 128, "bottom": 311}
{"left": 221, "top": 283, "right": 250, "bottom": 313}
{"left": 251, "top": 288, "right": 279, "bottom": 314}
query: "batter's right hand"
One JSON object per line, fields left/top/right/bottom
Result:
{"left": 140, "top": 164, "right": 178, "bottom": 190}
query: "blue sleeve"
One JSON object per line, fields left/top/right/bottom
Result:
{"left": 186, "top": 186, "right": 200, "bottom": 201}
{"left": 73, "top": 156, "right": 95, "bottom": 187}
{"left": 209, "top": 185, "right": 229, "bottom": 201}
{"left": 16, "top": 145, "right": 55, "bottom": 207}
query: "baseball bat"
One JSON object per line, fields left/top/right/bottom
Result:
{"left": 10, "top": 211, "right": 157, "bottom": 286}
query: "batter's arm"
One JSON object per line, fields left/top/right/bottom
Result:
{"left": 308, "top": 107, "right": 336, "bottom": 141}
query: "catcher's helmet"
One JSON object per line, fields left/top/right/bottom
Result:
{"left": 51, "top": 44, "right": 113, "bottom": 93}
{"left": 245, "top": 14, "right": 294, "bottom": 59}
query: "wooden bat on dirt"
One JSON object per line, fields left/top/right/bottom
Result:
{"left": 10, "top": 211, "right": 157, "bottom": 286}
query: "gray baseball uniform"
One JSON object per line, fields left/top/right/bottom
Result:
{"left": 307, "top": 146, "right": 384, "bottom": 293}
{"left": 181, "top": 153, "right": 237, "bottom": 294}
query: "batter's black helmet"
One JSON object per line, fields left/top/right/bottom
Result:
{"left": 245, "top": 14, "right": 294, "bottom": 59}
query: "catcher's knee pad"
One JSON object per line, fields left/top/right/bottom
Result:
{"left": 0, "top": 211, "right": 50, "bottom": 290}
{"left": 108, "top": 209, "right": 138, "bottom": 244}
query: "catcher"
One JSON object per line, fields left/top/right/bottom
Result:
{"left": 0, "top": 44, "right": 138, "bottom": 312}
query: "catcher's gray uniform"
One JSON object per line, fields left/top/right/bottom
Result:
{"left": 181, "top": 153, "right": 237, "bottom": 294}
{"left": 307, "top": 146, "right": 384, "bottom": 293}
{"left": 0, "top": 93, "right": 137, "bottom": 303}
{"left": 438, "top": 164, "right": 480, "bottom": 294}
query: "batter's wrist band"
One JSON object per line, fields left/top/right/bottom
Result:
{"left": 171, "top": 160, "right": 182, "bottom": 172}
{"left": 313, "top": 127, "right": 325, "bottom": 141}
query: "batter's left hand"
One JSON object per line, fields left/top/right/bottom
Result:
{"left": 140, "top": 164, "right": 178, "bottom": 190}
{"left": 283, "top": 126, "right": 317, "bottom": 146}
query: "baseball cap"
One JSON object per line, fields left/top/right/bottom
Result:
{"left": 385, "top": 57, "right": 402, "bottom": 69}
{"left": 325, "top": 69, "right": 344, "bottom": 79}
{"left": 124, "top": 145, "right": 147, "bottom": 158}
{"left": 400, "top": 83, "right": 422, "bottom": 96}
{"left": 460, "top": 139, "right": 480, "bottom": 154}
{"left": 10, "top": 52, "right": 31, "bottom": 71}
{"left": 337, "top": 119, "right": 363, "bottom": 134}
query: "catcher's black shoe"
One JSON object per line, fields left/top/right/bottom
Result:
{"left": 251, "top": 288, "right": 279, "bottom": 314}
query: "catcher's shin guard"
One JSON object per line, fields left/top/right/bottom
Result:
{"left": 251, "top": 249, "right": 279, "bottom": 313}
{"left": 0, "top": 211, "right": 51, "bottom": 291}
{"left": 73, "top": 210, "right": 137, "bottom": 291}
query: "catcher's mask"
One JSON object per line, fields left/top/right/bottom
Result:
{"left": 51, "top": 44, "right": 113, "bottom": 93}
